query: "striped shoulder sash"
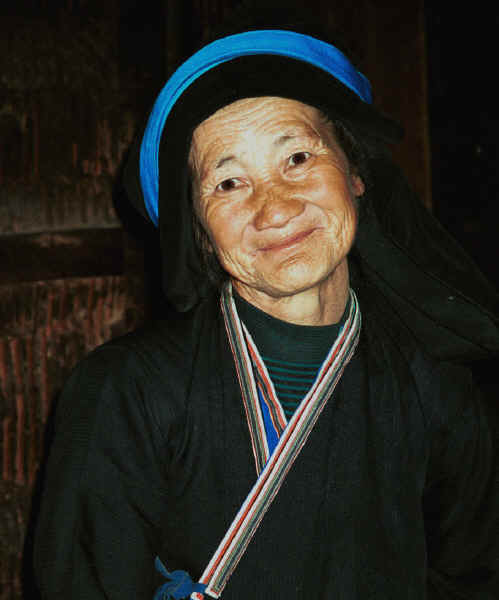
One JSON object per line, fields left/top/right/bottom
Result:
{"left": 154, "top": 283, "right": 361, "bottom": 600}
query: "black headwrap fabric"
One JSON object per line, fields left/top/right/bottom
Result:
{"left": 123, "top": 26, "right": 498, "bottom": 363}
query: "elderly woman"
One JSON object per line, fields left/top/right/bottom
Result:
{"left": 34, "top": 15, "right": 498, "bottom": 600}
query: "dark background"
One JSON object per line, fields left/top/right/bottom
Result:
{"left": 425, "top": 6, "right": 499, "bottom": 288}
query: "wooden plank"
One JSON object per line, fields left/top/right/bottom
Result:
{"left": 361, "top": 1, "right": 431, "bottom": 208}
{"left": 0, "top": 276, "right": 139, "bottom": 495}
{"left": 0, "top": 229, "right": 124, "bottom": 284}
{"left": 0, "top": 11, "right": 147, "bottom": 235}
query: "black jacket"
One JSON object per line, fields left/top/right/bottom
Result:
{"left": 34, "top": 285, "right": 499, "bottom": 599}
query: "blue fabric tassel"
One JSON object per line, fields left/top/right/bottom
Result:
{"left": 153, "top": 556, "right": 207, "bottom": 600}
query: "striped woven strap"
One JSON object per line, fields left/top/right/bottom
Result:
{"left": 190, "top": 283, "right": 361, "bottom": 599}
{"left": 249, "top": 342, "right": 288, "bottom": 462}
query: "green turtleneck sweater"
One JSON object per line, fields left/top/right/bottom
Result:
{"left": 234, "top": 293, "right": 350, "bottom": 420}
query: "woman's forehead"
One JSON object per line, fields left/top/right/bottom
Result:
{"left": 196, "top": 96, "right": 324, "bottom": 136}
{"left": 189, "top": 96, "right": 332, "bottom": 170}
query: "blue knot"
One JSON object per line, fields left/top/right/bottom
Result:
{"left": 153, "top": 556, "right": 207, "bottom": 600}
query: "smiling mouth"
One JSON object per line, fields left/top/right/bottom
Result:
{"left": 259, "top": 228, "right": 318, "bottom": 252}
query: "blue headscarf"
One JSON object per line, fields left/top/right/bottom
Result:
{"left": 140, "top": 29, "right": 373, "bottom": 226}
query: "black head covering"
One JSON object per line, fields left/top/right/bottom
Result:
{"left": 123, "top": 5, "right": 498, "bottom": 363}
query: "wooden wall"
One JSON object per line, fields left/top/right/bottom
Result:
{"left": 0, "top": 2, "right": 158, "bottom": 596}
{"left": 0, "top": 2, "right": 428, "bottom": 598}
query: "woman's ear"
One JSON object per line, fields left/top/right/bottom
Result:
{"left": 351, "top": 173, "right": 365, "bottom": 197}
{"left": 192, "top": 211, "right": 215, "bottom": 255}
{"left": 200, "top": 228, "right": 215, "bottom": 254}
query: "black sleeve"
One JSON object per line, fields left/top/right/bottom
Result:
{"left": 424, "top": 365, "right": 499, "bottom": 599}
{"left": 34, "top": 345, "right": 174, "bottom": 599}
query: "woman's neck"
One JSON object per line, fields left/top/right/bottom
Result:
{"left": 232, "top": 259, "right": 350, "bottom": 326}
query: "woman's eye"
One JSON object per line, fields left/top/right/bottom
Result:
{"left": 288, "top": 151, "right": 311, "bottom": 167}
{"left": 216, "top": 178, "right": 239, "bottom": 192}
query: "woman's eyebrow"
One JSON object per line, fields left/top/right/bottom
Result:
{"left": 212, "top": 130, "right": 316, "bottom": 170}
{"left": 215, "top": 155, "right": 236, "bottom": 170}
{"left": 274, "top": 130, "right": 318, "bottom": 147}
{"left": 274, "top": 134, "right": 295, "bottom": 147}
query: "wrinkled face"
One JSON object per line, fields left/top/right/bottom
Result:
{"left": 189, "top": 97, "right": 364, "bottom": 300}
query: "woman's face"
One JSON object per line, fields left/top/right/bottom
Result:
{"left": 189, "top": 97, "right": 364, "bottom": 302}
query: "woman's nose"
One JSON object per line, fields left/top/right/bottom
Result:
{"left": 252, "top": 183, "right": 305, "bottom": 230}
